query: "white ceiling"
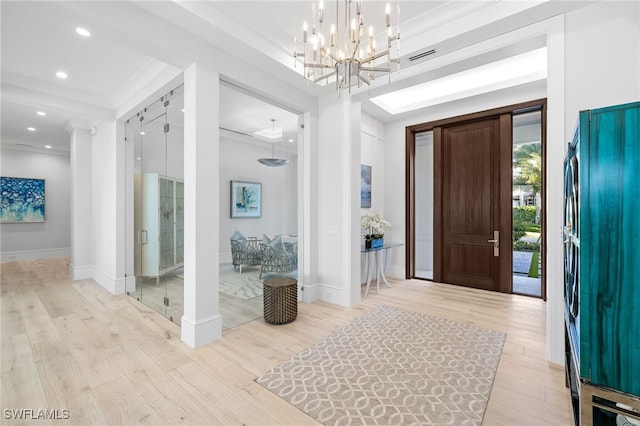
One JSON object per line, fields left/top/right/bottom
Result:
{"left": 1, "top": 1, "right": 587, "bottom": 156}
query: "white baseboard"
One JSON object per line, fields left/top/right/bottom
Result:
{"left": 70, "top": 263, "right": 93, "bottom": 280}
{"left": 92, "top": 266, "right": 128, "bottom": 295}
{"left": 301, "top": 281, "right": 321, "bottom": 303}
{"left": 181, "top": 314, "right": 222, "bottom": 348}
{"left": 1, "top": 247, "right": 70, "bottom": 263}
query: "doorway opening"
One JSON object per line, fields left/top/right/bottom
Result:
{"left": 406, "top": 100, "right": 546, "bottom": 298}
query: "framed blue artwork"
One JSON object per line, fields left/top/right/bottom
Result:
{"left": 230, "top": 180, "right": 262, "bottom": 218}
{"left": 0, "top": 177, "right": 46, "bottom": 223}
{"left": 361, "top": 164, "right": 371, "bottom": 208}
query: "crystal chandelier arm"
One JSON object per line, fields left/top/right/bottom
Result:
{"left": 312, "top": 70, "right": 337, "bottom": 83}
{"left": 358, "top": 74, "right": 371, "bottom": 86}
{"left": 362, "top": 48, "right": 393, "bottom": 63}
{"left": 348, "top": 40, "right": 361, "bottom": 61}
{"left": 360, "top": 66, "right": 391, "bottom": 73}
{"left": 304, "top": 63, "right": 334, "bottom": 69}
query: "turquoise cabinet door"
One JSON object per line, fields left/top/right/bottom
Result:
{"left": 579, "top": 102, "right": 640, "bottom": 396}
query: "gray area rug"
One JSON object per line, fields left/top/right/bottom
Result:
{"left": 256, "top": 305, "right": 505, "bottom": 425}
{"left": 218, "top": 266, "right": 264, "bottom": 300}
{"left": 218, "top": 265, "right": 297, "bottom": 300}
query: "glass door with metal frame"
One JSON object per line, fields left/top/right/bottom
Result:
{"left": 127, "top": 86, "right": 184, "bottom": 324}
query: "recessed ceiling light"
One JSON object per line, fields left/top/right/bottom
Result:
{"left": 27, "top": 127, "right": 36, "bottom": 132}
{"left": 56, "top": 71, "right": 68, "bottom": 79}
{"left": 36, "top": 111, "right": 46, "bottom": 116}
{"left": 136, "top": 157, "right": 141, "bottom": 161}
{"left": 288, "top": 139, "right": 294, "bottom": 143}
{"left": 45, "top": 145, "right": 52, "bottom": 149}
{"left": 140, "top": 131, "right": 146, "bottom": 135}
{"left": 75, "top": 27, "right": 91, "bottom": 37}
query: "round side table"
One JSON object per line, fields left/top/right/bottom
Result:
{"left": 263, "top": 277, "right": 298, "bottom": 324}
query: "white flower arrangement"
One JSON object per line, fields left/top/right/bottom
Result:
{"left": 361, "top": 212, "right": 391, "bottom": 240}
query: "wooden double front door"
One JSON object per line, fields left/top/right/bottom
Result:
{"left": 409, "top": 109, "right": 516, "bottom": 293}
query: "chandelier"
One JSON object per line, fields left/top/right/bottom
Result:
{"left": 294, "top": 0, "right": 400, "bottom": 94}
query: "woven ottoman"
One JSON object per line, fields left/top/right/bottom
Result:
{"left": 263, "top": 277, "right": 298, "bottom": 324}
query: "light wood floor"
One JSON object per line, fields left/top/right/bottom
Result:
{"left": 1, "top": 257, "right": 573, "bottom": 425}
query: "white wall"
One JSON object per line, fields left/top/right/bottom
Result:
{"left": 564, "top": 1, "right": 640, "bottom": 136}
{"left": 219, "top": 136, "right": 297, "bottom": 263}
{"left": 0, "top": 148, "right": 71, "bottom": 262}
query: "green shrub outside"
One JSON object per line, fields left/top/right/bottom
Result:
{"left": 513, "top": 224, "right": 526, "bottom": 242}
{"left": 513, "top": 241, "right": 540, "bottom": 252}
{"left": 513, "top": 206, "right": 541, "bottom": 239}
{"left": 513, "top": 205, "right": 537, "bottom": 223}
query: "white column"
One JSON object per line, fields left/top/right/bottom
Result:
{"left": 316, "top": 95, "right": 361, "bottom": 307}
{"left": 181, "top": 63, "right": 222, "bottom": 347}
{"left": 69, "top": 127, "right": 93, "bottom": 280}
{"left": 348, "top": 100, "right": 362, "bottom": 305}
{"left": 545, "top": 15, "right": 565, "bottom": 366}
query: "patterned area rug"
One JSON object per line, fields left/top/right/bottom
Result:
{"left": 256, "top": 305, "right": 505, "bottom": 425}
{"left": 218, "top": 264, "right": 298, "bottom": 300}
{"left": 218, "top": 266, "right": 264, "bottom": 300}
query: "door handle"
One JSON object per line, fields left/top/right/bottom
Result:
{"left": 488, "top": 230, "right": 499, "bottom": 256}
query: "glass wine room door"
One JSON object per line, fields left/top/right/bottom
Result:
{"left": 126, "top": 86, "right": 184, "bottom": 325}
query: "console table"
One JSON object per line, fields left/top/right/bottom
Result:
{"left": 361, "top": 242, "right": 403, "bottom": 298}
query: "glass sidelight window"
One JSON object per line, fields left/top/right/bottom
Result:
{"left": 414, "top": 130, "right": 434, "bottom": 280}
{"left": 512, "top": 109, "right": 543, "bottom": 298}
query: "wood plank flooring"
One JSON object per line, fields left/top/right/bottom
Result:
{"left": 1, "top": 257, "right": 573, "bottom": 425}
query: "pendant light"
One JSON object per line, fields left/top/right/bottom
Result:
{"left": 258, "top": 119, "right": 289, "bottom": 167}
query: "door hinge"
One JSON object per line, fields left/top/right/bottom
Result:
{"left": 164, "top": 296, "right": 169, "bottom": 306}
{"left": 164, "top": 123, "right": 170, "bottom": 133}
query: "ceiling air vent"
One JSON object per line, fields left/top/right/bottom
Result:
{"left": 16, "top": 143, "right": 32, "bottom": 147}
{"left": 409, "top": 49, "right": 436, "bottom": 62}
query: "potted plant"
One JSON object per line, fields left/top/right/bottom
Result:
{"left": 361, "top": 212, "right": 391, "bottom": 249}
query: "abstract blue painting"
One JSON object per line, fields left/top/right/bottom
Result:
{"left": 361, "top": 164, "right": 371, "bottom": 208}
{"left": 230, "top": 180, "right": 262, "bottom": 218}
{"left": 0, "top": 177, "right": 45, "bottom": 223}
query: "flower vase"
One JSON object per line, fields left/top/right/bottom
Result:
{"left": 366, "top": 237, "right": 384, "bottom": 249}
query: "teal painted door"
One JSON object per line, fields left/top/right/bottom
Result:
{"left": 579, "top": 101, "right": 640, "bottom": 396}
